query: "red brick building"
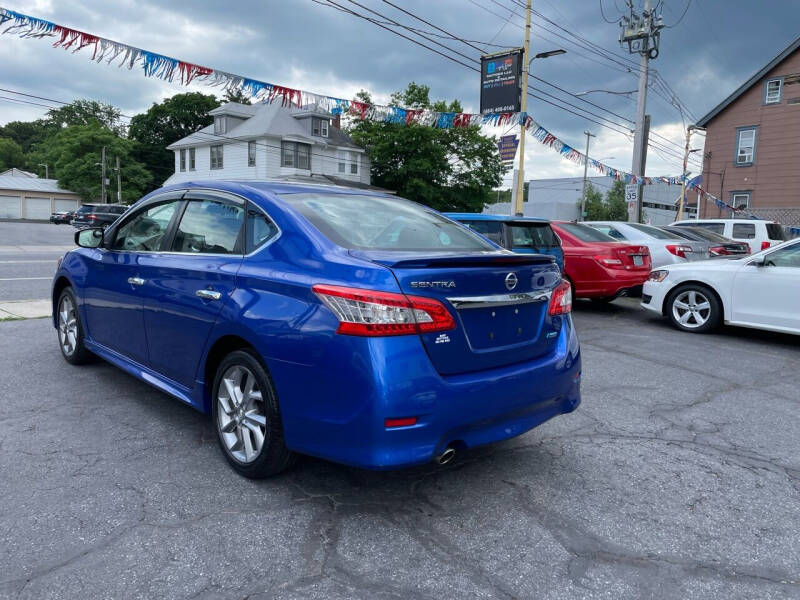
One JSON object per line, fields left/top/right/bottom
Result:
{"left": 697, "top": 36, "right": 800, "bottom": 223}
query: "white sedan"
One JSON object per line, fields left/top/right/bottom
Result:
{"left": 641, "top": 238, "right": 800, "bottom": 334}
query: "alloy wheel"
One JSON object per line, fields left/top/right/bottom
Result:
{"left": 671, "top": 289, "right": 711, "bottom": 329}
{"left": 216, "top": 365, "right": 267, "bottom": 464}
{"left": 58, "top": 295, "right": 79, "bottom": 356}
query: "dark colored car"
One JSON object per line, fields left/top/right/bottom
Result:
{"left": 71, "top": 204, "right": 128, "bottom": 228}
{"left": 53, "top": 181, "right": 581, "bottom": 478}
{"left": 444, "top": 213, "right": 564, "bottom": 271}
{"left": 659, "top": 225, "right": 750, "bottom": 257}
{"left": 50, "top": 211, "right": 74, "bottom": 224}
{"left": 551, "top": 221, "right": 651, "bottom": 301}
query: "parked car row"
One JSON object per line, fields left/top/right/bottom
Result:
{"left": 50, "top": 204, "right": 129, "bottom": 227}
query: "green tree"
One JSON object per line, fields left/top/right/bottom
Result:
{"left": 34, "top": 122, "right": 151, "bottom": 203}
{"left": 583, "top": 183, "right": 606, "bottom": 220}
{"left": 349, "top": 83, "right": 505, "bottom": 212}
{"left": 222, "top": 88, "right": 252, "bottom": 105}
{"left": 0, "top": 120, "right": 53, "bottom": 154}
{"left": 0, "top": 138, "right": 25, "bottom": 170}
{"left": 128, "top": 92, "right": 221, "bottom": 188}
{"left": 605, "top": 179, "right": 628, "bottom": 221}
{"left": 43, "top": 100, "right": 125, "bottom": 135}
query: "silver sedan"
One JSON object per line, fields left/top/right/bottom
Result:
{"left": 584, "top": 221, "right": 708, "bottom": 268}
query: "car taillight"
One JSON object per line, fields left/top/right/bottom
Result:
{"left": 761, "top": 241, "right": 771, "bottom": 251}
{"left": 709, "top": 245, "right": 729, "bottom": 256}
{"left": 593, "top": 253, "right": 624, "bottom": 268}
{"left": 312, "top": 284, "right": 455, "bottom": 337}
{"left": 666, "top": 244, "right": 693, "bottom": 258}
{"left": 87, "top": 214, "right": 97, "bottom": 220}
{"left": 548, "top": 280, "right": 572, "bottom": 316}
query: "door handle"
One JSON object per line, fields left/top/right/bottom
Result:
{"left": 196, "top": 289, "right": 222, "bottom": 301}
{"left": 127, "top": 277, "right": 145, "bottom": 286}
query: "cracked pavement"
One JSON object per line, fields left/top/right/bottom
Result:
{"left": 0, "top": 298, "right": 798, "bottom": 599}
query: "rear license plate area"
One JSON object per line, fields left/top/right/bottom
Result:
{"left": 457, "top": 302, "right": 544, "bottom": 350}
{"left": 632, "top": 255, "right": 643, "bottom": 266}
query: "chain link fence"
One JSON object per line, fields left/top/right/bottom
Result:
{"left": 748, "top": 207, "right": 800, "bottom": 228}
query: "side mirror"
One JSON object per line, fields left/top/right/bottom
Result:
{"left": 75, "top": 227, "right": 105, "bottom": 249}
{"left": 749, "top": 257, "right": 765, "bottom": 267}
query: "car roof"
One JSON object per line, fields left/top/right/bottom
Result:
{"left": 158, "top": 179, "right": 390, "bottom": 199}
{"left": 672, "top": 218, "right": 773, "bottom": 223}
{"left": 444, "top": 213, "right": 550, "bottom": 223}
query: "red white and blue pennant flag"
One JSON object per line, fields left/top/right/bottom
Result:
{"left": 1, "top": 6, "right": 687, "bottom": 187}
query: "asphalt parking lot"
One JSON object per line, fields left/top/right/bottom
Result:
{"left": 1, "top": 273, "right": 798, "bottom": 599}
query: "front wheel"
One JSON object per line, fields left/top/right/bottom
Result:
{"left": 211, "top": 350, "right": 297, "bottom": 478}
{"left": 666, "top": 284, "right": 721, "bottom": 333}
{"left": 56, "top": 288, "right": 93, "bottom": 364}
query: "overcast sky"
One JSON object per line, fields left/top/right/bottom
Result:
{"left": 2, "top": 0, "right": 799, "bottom": 186}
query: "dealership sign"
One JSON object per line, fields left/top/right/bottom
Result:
{"left": 480, "top": 49, "right": 523, "bottom": 114}
{"left": 497, "top": 135, "right": 519, "bottom": 164}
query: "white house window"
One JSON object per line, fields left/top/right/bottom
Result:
{"left": 337, "top": 151, "right": 346, "bottom": 173}
{"left": 248, "top": 141, "right": 256, "bottom": 167}
{"left": 180, "top": 149, "right": 186, "bottom": 172}
{"left": 731, "top": 193, "right": 751, "bottom": 211}
{"left": 210, "top": 145, "right": 224, "bottom": 169}
{"left": 281, "top": 141, "right": 311, "bottom": 170}
{"left": 765, "top": 79, "right": 782, "bottom": 104}
{"left": 214, "top": 116, "right": 227, "bottom": 135}
{"left": 735, "top": 128, "right": 756, "bottom": 165}
{"left": 312, "top": 117, "right": 329, "bottom": 137}
{"left": 349, "top": 151, "right": 359, "bottom": 175}
{"left": 189, "top": 148, "right": 196, "bottom": 170}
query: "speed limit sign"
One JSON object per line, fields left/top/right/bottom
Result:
{"left": 625, "top": 184, "right": 639, "bottom": 220}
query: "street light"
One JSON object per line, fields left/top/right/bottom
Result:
{"left": 37, "top": 163, "right": 48, "bottom": 179}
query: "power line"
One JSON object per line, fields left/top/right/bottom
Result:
{"left": 663, "top": 0, "right": 692, "bottom": 28}
{"left": 599, "top": 0, "right": 620, "bottom": 23}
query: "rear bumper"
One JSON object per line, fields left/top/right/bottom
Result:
{"left": 272, "top": 316, "right": 581, "bottom": 470}
{"left": 573, "top": 272, "right": 649, "bottom": 298}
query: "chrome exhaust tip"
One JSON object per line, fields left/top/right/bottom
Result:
{"left": 435, "top": 447, "right": 456, "bottom": 465}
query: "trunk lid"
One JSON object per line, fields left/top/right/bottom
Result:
{"left": 351, "top": 250, "right": 563, "bottom": 375}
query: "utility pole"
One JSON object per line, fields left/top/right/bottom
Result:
{"left": 100, "top": 146, "right": 107, "bottom": 204}
{"left": 676, "top": 125, "right": 704, "bottom": 221}
{"left": 620, "top": 0, "right": 663, "bottom": 222}
{"left": 512, "top": 0, "right": 532, "bottom": 217}
{"left": 580, "top": 130, "right": 595, "bottom": 220}
{"left": 114, "top": 155, "right": 121, "bottom": 204}
{"left": 37, "top": 163, "right": 48, "bottom": 179}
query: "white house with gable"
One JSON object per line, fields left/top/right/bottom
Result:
{"left": 164, "top": 102, "right": 371, "bottom": 188}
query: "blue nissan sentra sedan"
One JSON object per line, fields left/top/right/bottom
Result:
{"left": 53, "top": 181, "right": 581, "bottom": 478}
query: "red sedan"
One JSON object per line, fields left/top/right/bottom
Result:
{"left": 551, "top": 221, "right": 652, "bottom": 301}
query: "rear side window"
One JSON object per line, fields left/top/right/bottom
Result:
{"left": 732, "top": 223, "right": 756, "bottom": 239}
{"left": 766, "top": 223, "right": 787, "bottom": 241}
{"left": 172, "top": 199, "right": 245, "bottom": 254}
{"left": 509, "top": 223, "right": 559, "bottom": 248}
{"left": 246, "top": 206, "right": 279, "bottom": 253}
{"left": 460, "top": 220, "right": 504, "bottom": 246}
{"left": 280, "top": 193, "right": 495, "bottom": 252}
{"left": 589, "top": 224, "right": 626, "bottom": 240}
{"left": 692, "top": 222, "right": 725, "bottom": 235}
{"left": 557, "top": 223, "right": 617, "bottom": 242}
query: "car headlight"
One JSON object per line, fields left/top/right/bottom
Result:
{"left": 647, "top": 270, "right": 669, "bottom": 282}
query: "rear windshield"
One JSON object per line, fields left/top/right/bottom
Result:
{"left": 460, "top": 220, "right": 504, "bottom": 245}
{"left": 767, "top": 223, "right": 788, "bottom": 241}
{"left": 557, "top": 222, "right": 616, "bottom": 242}
{"left": 509, "top": 223, "right": 559, "bottom": 248}
{"left": 76, "top": 205, "right": 98, "bottom": 214}
{"left": 627, "top": 223, "right": 679, "bottom": 240}
{"left": 280, "top": 193, "right": 496, "bottom": 251}
{"left": 678, "top": 227, "right": 729, "bottom": 243}
{"left": 689, "top": 222, "right": 725, "bottom": 235}
{"left": 659, "top": 227, "right": 695, "bottom": 240}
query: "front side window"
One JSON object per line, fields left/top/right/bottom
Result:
{"left": 763, "top": 241, "right": 800, "bottom": 268}
{"left": 736, "top": 128, "right": 756, "bottom": 165}
{"left": 189, "top": 147, "right": 196, "bottom": 170}
{"left": 172, "top": 199, "right": 244, "bottom": 254}
{"left": 280, "top": 193, "right": 497, "bottom": 251}
{"left": 112, "top": 201, "right": 179, "bottom": 252}
{"left": 210, "top": 145, "right": 224, "bottom": 170}
{"left": 248, "top": 141, "right": 256, "bottom": 167}
{"left": 765, "top": 78, "right": 782, "bottom": 104}
{"left": 179, "top": 149, "right": 186, "bottom": 172}
{"left": 732, "top": 223, "right": 756, "bottom": 239}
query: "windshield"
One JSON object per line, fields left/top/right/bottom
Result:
{"left": 557, "top": 222, "right": 617, "bottom": 242}
{"left": 628, "top": 223, "right": 681, "bottom": 240}
{"left": 280, "top": 193, "right": 497, "bottom": 252}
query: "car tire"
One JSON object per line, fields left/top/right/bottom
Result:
{"left": 56, "top": 287, "right": 93, "bottom": 365}
{"left": 211, "top": 349, "right": 297, "bottom": 479}
{"left": 666, "top": 284, "right": 721, "bottom": 333}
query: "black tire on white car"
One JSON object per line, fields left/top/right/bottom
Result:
{"left": 666, "top": 284, "right": 721, "bottom": 333}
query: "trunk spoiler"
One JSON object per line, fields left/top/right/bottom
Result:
{"left": 349, "top": 250, "right": 556, "bottom": 269}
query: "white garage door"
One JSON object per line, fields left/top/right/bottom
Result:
{"left": 54, "top": 199, "right": 78, "bottom": 212}
{"left": 0, "top": 195, "right": 21, "bottom": 219}
{"left": 25, "top": 197, "right": 52, "bottom": 220}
